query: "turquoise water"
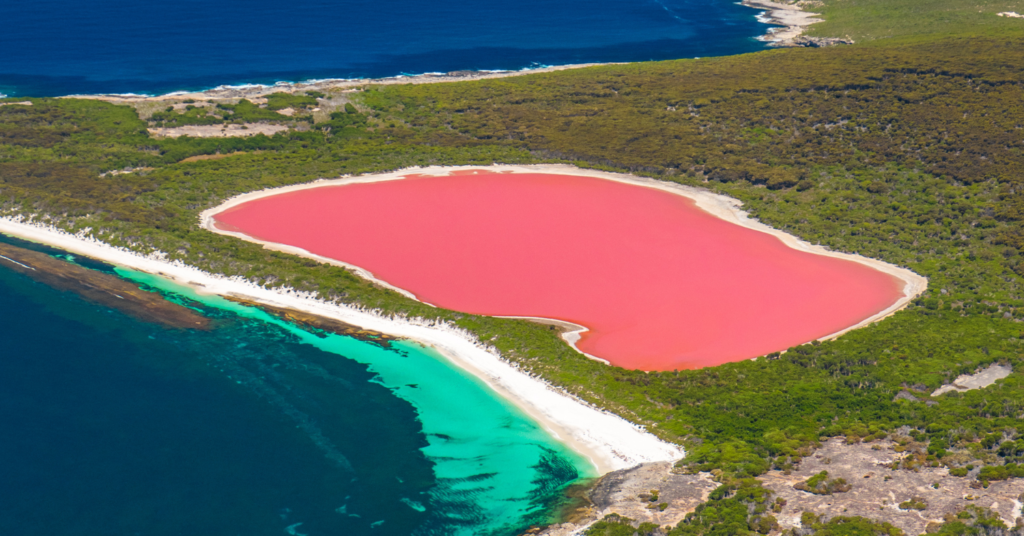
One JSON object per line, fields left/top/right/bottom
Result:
{"left": 124, "top": 269, "right": 597, "bottom": 534}
{"left": 0, "top": 234, "right": 594, "bottom": 536}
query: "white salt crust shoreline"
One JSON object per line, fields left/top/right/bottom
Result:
{"left": 202, "top": 164, "right": 929, "bottom": 362}
{"left": 0, "top": 216, "right": 683, "bottom": 475}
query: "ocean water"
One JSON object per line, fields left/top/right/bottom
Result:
{"left": 0, "top": 0, "right": 772, "bottom": 97}
{"left": 0, "top": 234, "right": 594, "bottom": 536}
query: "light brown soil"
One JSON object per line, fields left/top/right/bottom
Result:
{"left": 178, "top": 152, "right": 248, "bottom": 163}
{"left": 148, "top": 123, "right": 289, "bottom": 138}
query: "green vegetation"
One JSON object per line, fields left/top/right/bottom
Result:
{"left": 264, "top": 91, "right": 319, "bottom": 111}
{"left": 897, "top": 497, "right": 927, "bottom": 511}
{"left": 585, "top": 481, "right": 778, "bottom": 535}
{"left": 807, "top": 0, "right": 1024, "bottom": 43}
{"left": 795, "top": 471, "right": 852, "bottom": 495}
{"left": 931, "top": 506, "right": 1013, "bottom": 534}
{"left": 2, "top": 10, "right": 1024, "bottom": 532}
{"left": 217, "top": 99, "right": 306, "bottom": 123}
{"left": 145, "top": 95, "right": 323, "bottom": 128}
{"left": 5, "top": 36, "right": 1024, "bottom": 477}
{"left": 149, "top": 104, "right": 225, "bottom": 126}
{"left": 800, "top": 513, "right": 904, "bottom": 535}
{"left": 585, "top": 514, "right": 661, "bottom": 536}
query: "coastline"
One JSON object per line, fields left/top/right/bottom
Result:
{"left": 0, "top": 215, "right": 683, "bottom": 475}
{"left": 201, "top": 164, "right": 928, "bottom": 363}
{"left": 64, "top": 63, "right": 620, "bottom": 105}
{"left": 742, "top": 0, "right": 834, "bottom": 47}
{"left": 54, "top": 4, "right": 823, "bottom": 107}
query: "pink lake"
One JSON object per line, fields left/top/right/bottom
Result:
{"left": 213, "top": 171, "right": 905, "bottom": 371}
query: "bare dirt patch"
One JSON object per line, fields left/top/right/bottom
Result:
{"left": 148, "top": 123, "right": 289, "bottom": 138}
{"left": 761, "top": 438, "right": 1024, "bottom": 534}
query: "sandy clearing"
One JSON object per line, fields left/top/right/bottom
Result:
{"left": 148, "top": 123, "right": 290, "bottom": 138}
{"left": 932, "top": 363, "right": 1013, "bottom": 397}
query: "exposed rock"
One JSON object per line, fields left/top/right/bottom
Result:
{"left": 893, "top": 390, "right": 921, "bottom": 403}
{"left": 760, "top": 438, "right": 1024, "bottom": 535}
{"left": 893, "top": 390, "right": 938, "bottom": 406}
{"left": 446, "top": 70, "right": 495, "bottom": 77}
{"left": 538, "top": 461, "right": 715, "bottom": 535}
{"left": 791, "top": 36, "right": 855, "bottom": 47}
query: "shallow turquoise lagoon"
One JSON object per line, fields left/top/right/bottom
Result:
{"left": 0, "top": 233, "right": 594, "bottom": 536}
{"left": 124, "top": 269, "right": 598, "bottom": 534}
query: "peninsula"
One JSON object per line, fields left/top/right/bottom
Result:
{"left": 2, "top": 0, "right": 1024, "bottom": 533}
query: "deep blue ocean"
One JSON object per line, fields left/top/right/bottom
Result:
{"left": 0, "top": 3, "right": 769, "bottom": 533}
{"left": 0, "top": 0, "right": 771, "bottom": 97}
{"left": 0, "top": 235, "right": 592, "bottom": 536}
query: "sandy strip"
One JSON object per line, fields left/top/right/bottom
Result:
{"left": 201, "top": 164, "right": 928, "bottom": 359}
{"left": 0, "top": 216, "right": 683, "bottom": 474}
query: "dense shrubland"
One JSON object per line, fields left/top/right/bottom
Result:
{"left": 3, "top": 29, "right": 1024, "bottom": 535}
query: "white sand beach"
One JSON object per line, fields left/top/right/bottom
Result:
{"left": 0, "top": 215, "right": 683, "bottom": 474}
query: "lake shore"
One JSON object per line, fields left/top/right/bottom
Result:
{"left": 202, "top": 164, "right": 928, "bottom": 364}
{"left": 0, "top": 216, "right": 683, "bottom": 475}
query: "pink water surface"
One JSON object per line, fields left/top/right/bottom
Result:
{"left": 214, "top": 171, "right": 904, "bottom": 371}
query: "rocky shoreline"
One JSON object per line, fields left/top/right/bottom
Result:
{"left": 70, "top": 63, "right": 617, "bottom": 105}
{"left": 534, "top": 462, "right": 715, "bottom": 535}
{"left": 536, "top": 436, "right": 1024, "bottom": 535}
{"left": 743, "top": 0, "right": 852, "bottom": 47}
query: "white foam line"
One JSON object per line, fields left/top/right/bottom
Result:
{"left": 0, "top": 215, "right": 683, "bottom": 474}
{"left": 0, "top": 254, "right": 34, "bottom": 270}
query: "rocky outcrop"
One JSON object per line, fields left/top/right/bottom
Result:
{"left": 791, "top": 36, "right": 855, "bottom": 47}
{"left": 537, "top": 461, "right": 715, "bottom": 535}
